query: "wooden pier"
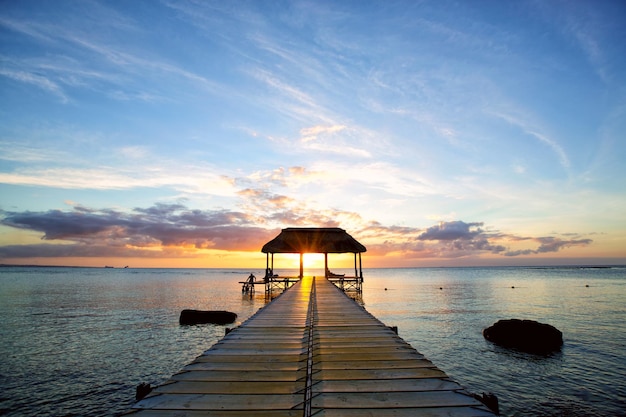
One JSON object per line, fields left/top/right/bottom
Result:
{"left": 128, "top": 276, "right": 497, "bottom": 416}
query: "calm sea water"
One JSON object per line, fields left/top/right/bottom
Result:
{"left": 0, "top": 266, "right": 624, "bottom": 416}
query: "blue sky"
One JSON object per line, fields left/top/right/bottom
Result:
{"left": 1, "top": 0, "right": 625, "bottom": 267}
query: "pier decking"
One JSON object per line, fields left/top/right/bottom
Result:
{"left": 129, "top": 276, "right": 496, "bottom": 416}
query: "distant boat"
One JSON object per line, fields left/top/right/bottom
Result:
{"left": 105, "top": 266, "right": 114, "bottom": 268}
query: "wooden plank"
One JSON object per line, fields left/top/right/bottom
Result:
{"left": 316, "top": 345, "right": 419, "bottom": 352}
{"left": 311, "top": 340, "right": 410, "bottom": 348}
{"left": 155, "top": 380, "right": 304, "bottom": 394}
{"left": 183, "top": 361, "right": 305, "bottom": 371}
{"left": 201, "top": 343, "right": 307, "bottom": 354}
{"left": 317, "top": 368, "right": 448, "bottom": 380}
{"left": 134, "top": 393, "right": 304, "bottom": 410}
{"left": 170, "top": 370, "right": 307, "bottom": 382}
{"left": 313, "top": 351, "right": 425, "bottom": 361}
{"left": 213, "top": 341, "right": 305, "bottom": 348}
{"left": 315, "top": 408, "right": 497, "bottom": 417}
{"left": 313, "top": 378, "right": 461, "bottom": 393}
{"left": 197, "top": 353, "right": 307, "bottom": 361}
{"left": 315, "top": 359, "right": 438, "bottom": 370}
{"left": 311, "top": 391, "right": 484, "bottom": 409}
{"left": 127, "top": 411, "right": 303, "bottom": 417}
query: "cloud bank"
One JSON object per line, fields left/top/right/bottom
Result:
{"left": 0, "top": 203, "right": 592, "bottom": 262}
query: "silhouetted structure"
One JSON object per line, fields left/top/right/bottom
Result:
{"left": 242, "top": 227, "right": 366, "bottom": 295}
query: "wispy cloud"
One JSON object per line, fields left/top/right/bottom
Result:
{"left": 503, "top": 236, "right": 593, "bottom": 256}
{"left": 490, "top": 110, "right": 570, "bottom": 170}
{"left": 310, "top": 161, "right": 436, "bottom": 198}
{"left": 0, "top": 162, "right": 237, "bottom": 197}
{"left": 246, "top": 68, "right": 329, "bottom": 122}
{"left": 0, "top": 68, "right": 68, "bottom": 102}
{"left": 0, "top": 16, "right": 56, "bottom": 43}
{"left": 556, "top": 3, "right": 612, "bottom": 84}
{"left": 58, "top": 31, "right": 225, "bottom": 96}
{"left": 0, "top": 141, "right": 68, "bottom": 163}
{"left": 300, "top": 125, "right": 347, "bottom": 142}
{"left": 1, "top": 12, "right": 224, "bottom": 103}
{"left": 298, "top": 124, "right": 373, "bottom": 158}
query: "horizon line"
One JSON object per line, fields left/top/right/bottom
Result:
{"left": 2, "top": 263, "right": 624, "bottom": 270}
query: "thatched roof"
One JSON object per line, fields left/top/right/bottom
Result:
{"left": 262, "top": 227, "right": 366, "bottom": 254}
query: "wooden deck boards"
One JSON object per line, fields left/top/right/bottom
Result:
{"left": 128, "top": 276, "right": 496, "bottom": 416}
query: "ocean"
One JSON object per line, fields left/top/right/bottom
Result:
{"left": 0, "top": 266, "right": 624, "bottom": 416}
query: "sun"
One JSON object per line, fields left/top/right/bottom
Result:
{"left": 303, "top": 253, "right": 325, "bottom": 270}
{"left": 272, "top": 253, "right": 326, "bottom": 272}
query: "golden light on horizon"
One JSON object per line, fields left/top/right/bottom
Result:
{"left": 273, "top": 253, "right": 326, "bottom": 271}
{"left": 304, "top": 253, "right": 325, "bottom": 270}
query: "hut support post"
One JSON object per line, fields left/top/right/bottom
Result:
{"left": 359, "top": 252, "right": 363, "bottom": 292}
{"left": 359, "top": 253, "right": 363, "bottom": 281}
{"left": 324, "top": 253, "right": 328, "bottom": 278}
{"left": 299, "top": 253, "right": 304, "bottom": 279}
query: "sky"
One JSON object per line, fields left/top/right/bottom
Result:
{"left": 1, "top": 0, "right": 625, "bottom": 269}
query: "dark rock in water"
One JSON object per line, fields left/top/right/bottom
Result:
{"left": 179, "top": 309, "right": 237, "bottom": 325}
{"left": 483, "top": 319, "right": 563, "bottom": 354}
{"left": 472, "top": 392, "right": 499, "bottom": 415}
{"left": 136, "top": 382, "right": 152, "bottom": 400}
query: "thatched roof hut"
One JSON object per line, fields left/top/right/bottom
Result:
{"left": 261, "top": 227, "right": 366, "bottom": 282}
{"left": 262, "top": 227, "right": 366, "bottom": 254}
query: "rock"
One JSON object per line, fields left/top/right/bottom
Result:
{"left": 179, "top": 309, "right": 237, "bottom": 325}
{"left": 136, "top": 382, "right": 152, "bottom": 400}
{"left": 483, "top": 319, "right": 563, "bottom": 354}
{"left": 472, "top": 392, "right": 499, "bottom": 415}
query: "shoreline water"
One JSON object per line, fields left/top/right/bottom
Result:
{"left": 1, "top": 266, "right": 624, "bottom": 416}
